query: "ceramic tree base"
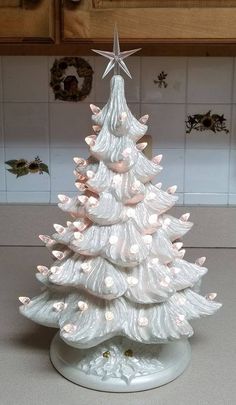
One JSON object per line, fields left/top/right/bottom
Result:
{"left": 50, "top": 333, "right": 191, "bottom": 392}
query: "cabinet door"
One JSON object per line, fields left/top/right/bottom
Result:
{"left": 62, "top": 0, "right": 236, "bottom": 44}
{"left": 0, "top": 0, "right": 55, "bottom": 43}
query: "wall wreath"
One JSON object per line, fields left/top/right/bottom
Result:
{"left": 50, "top": 57, "right": 93, "bottom": 102}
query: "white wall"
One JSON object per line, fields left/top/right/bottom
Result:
{"left": 0, "top": 55, "right": 235, "bottom": 205}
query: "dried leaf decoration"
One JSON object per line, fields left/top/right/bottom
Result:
{"left": 186, "top": 110, "right": 229, "bottom": 134}
{"left": 5, "top": 156, "right": 49, "bottom": 178}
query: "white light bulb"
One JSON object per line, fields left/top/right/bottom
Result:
{"left": 143, "top": 235, "right": 152, "bottom": 244}
{"left": 92, "top": 125, "right": 101, "bottom": 133}
{"left": 73, "top": 221, "right": 87, "bottom": 231}
{"left": 105, "top": 311, "right": 114, "bottom": 321}
{"left": 132, "top": 180, "right": 141, "bottom": 191}
{"left": 180, "top": 212, "right": 190, "bottom": 222}
{"left": 78, "top": 301, "right": 88, "bottom": 311}
{"left": 160, "top": 276, "right": 171, "bottom": 287}
{"left": 39, "top": 234, "right": 54, "bottom": 245}
{"left": 126, "top": 208, "right": 135, "bottom": 218}
{"left": 57, "top": 194, "right": 70, "bottom": 204}
{"left": 152, "top": 154, "right": 163, "bottom": 165}
{"left": 176, "top": 314, "right": 185, "bottom": 324}
{"left": 77, "top": 173, "right": 87, "bottom": 181}
{"left": 86, "top": 170, "right": 95, "bottom": 179}
{"left": 53, "top": 302, "right": 68, "bottom": 312}
{"left": 74, "top": 231, "right": 84, "bottom": 241}
{"left": 88, "top": 196, "right": 99, "bottom": 207}
{"left": 179, "top": 249, "right": 186, "bottom": 259}
{"left": 37, "top": 265, "right": 49, "bottom": 276}
{"left": 195, "top": 256, "right": 206, "bottom": 266}
{"left": 78, "top": 195, "right": 88, "bottom": 205}
{"left": 85, "top": 135, "right": 96, "bottom": 146}
{"left": 75, "top": 182, "right": 87, "bottom": 191}
{"left": 138, "top": 316, "right": 149, "bottom": 326}
{"left": 174, "top": 242, "right": 183, "bottom": 251}
{"left": 130, "top": 244, "right": 139, "bottom": 254}
{"left": 109, "top": 235, "right": 118, "bottom": 245}
{"left": 148, "top": 214, "right": 158, "bottom": 225}
{"left": 127, "top": 276, "right": 138, "bottom": 286}
{"left": 136, "top": 142, "right": 147, "bottom": 151}
{"left": 119, "top": 111, "right": 127, "bottom": 122}
{"left": 205, "top": 292, "right": 217, "bottom": 301}
{"left": 90, "top": 104, "right": 101, "bottom": 114}
{"left": 53, "top": 223, "right": 65, "bottom": 234}
{"left": 62, "top": 323, "right": 76, "bottom": 334}
{"left": 139, "top": 114, "right": 149, "bottom": 124}
{"left": 104, "top": 276, "right": 114, "bottom": 288}
{"left": 81, "top": 261, "right": 91, "bottom": 273}
{"left": 112, "top": 174, "right": 122, "bottom": 185}
{"left": 162, "top": 218, "right": 171, "bottom": 230}
{"left": 167, "top": 185, "right": 177, "bottom": 194}
{"left": 52, "top": 250, "right": 64, "bottom": 260}
{"left": 50, "top": 266, "right": 62, "bottom": 275}
{"left": 73, "top": 157, "right": 87, "bottom": 167}
{"left": 18, "top": 296, "right": 31, "bottom": 305}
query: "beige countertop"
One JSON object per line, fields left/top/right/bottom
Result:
{"left": 0, "top": 246, "right": 235, "bottom": 405}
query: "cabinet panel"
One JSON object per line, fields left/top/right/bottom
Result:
{"left": 62, "top": 0, "right": 236, "bottom": 42}
{"left": 0, "top": 0, "right": 55, "bottom": 43}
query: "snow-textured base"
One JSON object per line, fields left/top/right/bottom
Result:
{"left": 50, "top": 332, "right": 191, "bottom": 392}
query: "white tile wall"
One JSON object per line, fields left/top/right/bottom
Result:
{"left": 50, "top": 147, "right": 88, "bottom": 192}
{"left": 4, "top": 103, "right": 49, "bottom": 147}
{"left": 2, "top": 56, "right": 48, "bottom": 102}
{"left": 0, "top": 55, "right": 235, "bottom": 205}
{"left": 141, "top": 57, "right": 187, "bottom": 103}
{"left": 0, "top": 191, "right": 6, "bottom": 202}
{"left": 231, "top": 104, "right": 236, "bottom": 149}
{"left": 184, "top": 149, "right": 229, "bottom": 193}
{"left": 187, "top": 57, "right": 233, "bottom": 104}
{"left": 50, "top": 103, "right": 92, "bottom": 148}
{"left": 153, "top": 148, "right": 185, "bottom": 192}
{"left": 229, "top": 149, "right": 236, "bottom": 193}
{"left": 141, "top": 104, "right": 185, "bottom": 149}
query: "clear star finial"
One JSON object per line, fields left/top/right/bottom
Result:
{"left": 92, "top": 25, "right": 141, "bottom": 79}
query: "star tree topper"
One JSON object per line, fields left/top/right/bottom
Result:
{"left": 92, "top": 26, "right": 141, "bottom": 79}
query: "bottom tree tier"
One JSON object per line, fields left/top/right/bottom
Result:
{"left": 19, "top": 287, "right": 221, "bottom": 349}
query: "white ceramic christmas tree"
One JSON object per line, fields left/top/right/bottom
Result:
{"left": 19, "top": 29, "right": 221, "bottom": 392}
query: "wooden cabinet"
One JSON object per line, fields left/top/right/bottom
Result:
{"left": 1, "top": 0, "right": 236, "bottom": 55}
{"left": 62, "top": 0, "right": 236, "bottom": 45}
{"left": 0, "top": 0, "right": 55, "bottom": 43}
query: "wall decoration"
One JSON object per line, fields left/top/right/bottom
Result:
{"left": 186, "top": 110, "right": 229, "bottom": 134}
{"left": 5, "top": 156, "right": 49, "bottom": 178}
{"left": 154, "top": 71, "right": 168, "bottom": 88}
{"left": 50, "top": 57, "right": 93, "bottom": 102}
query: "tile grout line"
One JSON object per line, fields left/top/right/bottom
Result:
{"left": 227, "top": 57, "right": 235, "bottom": 205}
{"left": 183, "top": 57, "right": 189, "bottom": 206}
{"left": 47, "top": 55, "right": 52, "bottom": 203}
{"left": 1, "top": 56, "right": 8, "bottom": 201}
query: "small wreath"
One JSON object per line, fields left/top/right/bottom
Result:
{"left": 50, "top": 57, "right": 93, "bottom": 102}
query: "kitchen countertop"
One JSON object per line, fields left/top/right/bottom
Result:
{"left": 0, "top": 246, "right": 235, "bottom": 405}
